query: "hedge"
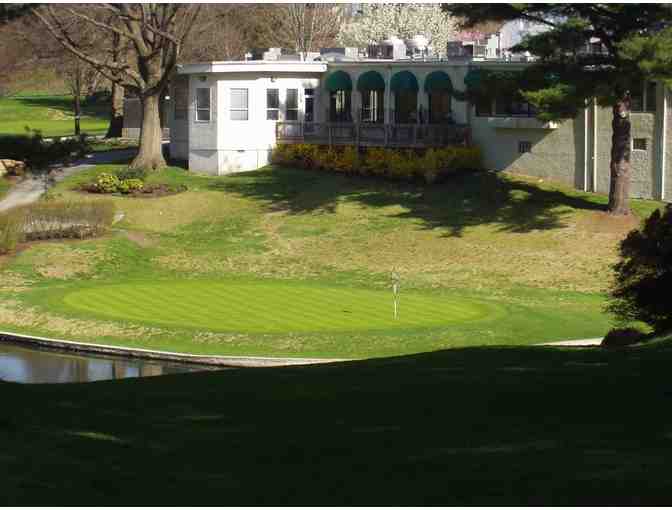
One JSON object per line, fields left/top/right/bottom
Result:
{"left": 271, "top": 144, "right": 483, "bottom": 183}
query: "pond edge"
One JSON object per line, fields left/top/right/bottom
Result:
{"left": 0, "top": 330, "right": 349, "bottom": 368}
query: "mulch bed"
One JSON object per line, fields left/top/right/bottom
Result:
{"left": 79, "top": 183, "right": 187, "bottom": 198}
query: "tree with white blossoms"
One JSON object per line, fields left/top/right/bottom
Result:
{"left": 337, "top": 4, "right": 457, "bottom": 57}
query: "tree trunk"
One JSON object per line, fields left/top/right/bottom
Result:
{"left": 73, "top": 68, "right": 81, "bottom": 136}
{"left": 105, "top": 83, "right": 124, "bottom": 138}
{"left": 607, "top": 96, "right": 632, "bottom": 216}
{"left": 129, "top": 93, "right": 166, "bottom": 171}
{"left": 74, "top": 92, "right": 81, "bottom": 136}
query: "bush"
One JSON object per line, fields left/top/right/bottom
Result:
{"left": 117, "top": 178, "right": 144, "bottom": 194}
{"left": 116, "top": 167, "right": 148, "bottom": 182}
{"left": 601, "top": 327, "right": 645, "bottom": 348}
{"left": 607, "top": 204, "right": 672, "bottom": 334}
{"left": 0, "top": 130, "right": 91, "bottom": 171}
{"left": 271, "top": 144, "right": 483, "bottom": 183}
{"left": 95, "top": 173, "right": 121, "bottom": 193}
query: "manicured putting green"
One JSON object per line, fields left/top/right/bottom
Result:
{"left": 61, "top": 281, "right": 497, "bottom": 334}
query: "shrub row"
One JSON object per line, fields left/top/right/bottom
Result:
{"left": 0, "top": 130, "right": 91, "bottom": 172}
{"left": 0, "top": 200, "right": 115, "bottom": 254}
{"left": 271, "top": 144, "right": 483, "bottom": 183}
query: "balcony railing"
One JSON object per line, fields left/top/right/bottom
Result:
{"left": 276, "top": 122, "right": 471, "bottom": 148}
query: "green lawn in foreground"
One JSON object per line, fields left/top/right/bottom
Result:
{"left": 3, "top": 334, "right": 672, "bottom": 505}
{"left": 0, "top": 95, "right": 109, "bottom": 137}
{"left": 0, "top": 163, "right": 664, "bottom": 357}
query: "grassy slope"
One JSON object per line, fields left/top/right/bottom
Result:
{"left": 3, "top": 334, "right": 672, "bottom": 505}
{"left": 0, "top": 95, "right": 109, "bottom": 137}
{"left": 0, "top": 163, "right": 663, "bottom": 357}
{"left": 0, "top": 177, "right": 9, "bottom": 200}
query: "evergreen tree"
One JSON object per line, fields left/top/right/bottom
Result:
{"left": 443, "top": 4, "right": 672, "bottom": 215}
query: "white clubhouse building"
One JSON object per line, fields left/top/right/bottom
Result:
{"left": 164, "top": 45, "right": 671, "bottom": 202}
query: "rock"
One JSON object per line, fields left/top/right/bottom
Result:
{"left": 0, "top": 159, "right": 26, "bottom": 176}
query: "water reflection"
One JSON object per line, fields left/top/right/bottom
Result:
{"left": 0, "top": 342, "right": 214, "bottom": 384}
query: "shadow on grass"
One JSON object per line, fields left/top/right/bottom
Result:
{"left": 208, "top": 166, "right": 606, "bottom": 237}
{"left": 3, "top": 335, "right": 672, "bottom": 505}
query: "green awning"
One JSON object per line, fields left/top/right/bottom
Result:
{"left": 325, "top": 71, "right": 352, "bottom": 92}
{"left": 424, "top": 71, "right": 453, "bottom": 92}
{"left": 390, "top": 71, "right": 419, "bottom": 93}
{"left": 356, "top": 70, "right": 385, "bottom": 91}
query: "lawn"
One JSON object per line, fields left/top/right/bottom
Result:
{"left": 0, "top": 95, "right": 109, "bottom": 137}
{"left": 0, "top": 176, "right": 9, "bottom": 200}
{"left": 3, "top": 333, "right": 672, "bottom": 505}
{"left": 0, "top": 163, "right": 663, "bottom": 358}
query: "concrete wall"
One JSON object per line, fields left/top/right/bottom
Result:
{"left": 664, "top": 88, "right": 672, "bottom": 201}
{"left": 471, "top": 114, "right": 584, "bottom": 189}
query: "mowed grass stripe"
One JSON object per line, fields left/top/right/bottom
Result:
{"left": 61, "top": 280, "right": 496, "bottom": 334}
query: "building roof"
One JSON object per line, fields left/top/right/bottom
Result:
{"left": 177, "top": 61, "right": 328, "bottom": 74}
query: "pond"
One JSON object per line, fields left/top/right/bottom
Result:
{"left": 0, "top": 341, "right": 217, "bottom": 384}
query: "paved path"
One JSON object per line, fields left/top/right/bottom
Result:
{"left": 0, "top": 149, "right": 136, "bottom": 213}
{"left": 537, "top": 338, "right": 603, "bottom": 347}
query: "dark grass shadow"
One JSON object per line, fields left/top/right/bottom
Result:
{"left": 3, "top": 335, "right": 672, "bottom": 505}
{"left": 208, "top": 166, "right": 607, "bottom": 237}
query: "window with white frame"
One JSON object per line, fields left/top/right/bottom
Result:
{"left": 195, "top": 88, "right": 211, "bottom": 122}
{"left": 633, "top": 138, "right": 648, "bottom": 151}
{"left": 266, "top": 89, "right": 279, "bottom": 120}
{"left": 285, "top": 88, "right": 299, "bottom": 121}
{"left": 230, "top": 88, "right": 249, "bottom": 121}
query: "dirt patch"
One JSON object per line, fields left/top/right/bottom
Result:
{"left": 123, "top": 231, "right": 156, "bottom": 248}
{"left": 20, "top": 242, "right": 110, "bottom": 280}
{"left": 576, "top": 211, "right": 641, "bottom": 235}
{"left": 0, "top": 299, "right": 166, "bottom": 340}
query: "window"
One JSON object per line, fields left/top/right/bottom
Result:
{"left": 195, "top": 88, "right": 211, "bottom": 122}
{"left": 174, "top": 79, "right": 188, "bottom": 120}
{"left": 429, "top": 91, "right": 452, "bottom": 124}
{"left": 518, "top": 141, "right": 532, "bottom": 154}
{"left": 285, "top": 88, "right": 298, "bottom": 121}
{"left": 633, "top": 138, "right": 648, "bottom": 151}
{"left": 266, "top": 89, "right": 279, "bottom": 120}
{"left": 304, "top": 88, "right": 315, "bottom": 122}
{"left": 329, "top": 90, "right": 351, "bottom": 122}
{"left": 230, "top": 88, "right": 248, "bottom": 121}
{"left": 361, "top": 89, "right": 383, "bottom": 123}
{"left": 475, "top": 97, "right": 493, "bottom": 117}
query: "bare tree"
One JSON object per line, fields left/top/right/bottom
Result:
{"left": 33, "top": 4, "right": 201, "bottom": 170}
{"left": 273, "top": 4, "right": 344, "bottom": 59}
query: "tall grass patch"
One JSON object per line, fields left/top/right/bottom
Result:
{"left": 0, "top": 200, "right": 114, "bottom": 253}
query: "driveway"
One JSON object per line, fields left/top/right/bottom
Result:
{"left": 0, "top": 149, "right": 136, "bottom": 213}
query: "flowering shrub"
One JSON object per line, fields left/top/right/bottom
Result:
{"left": 272, "top": 144, "right": 482, "bottom": 183}
{"left": 96, "top": 173, "right": 121, "bottom": 193}
{"left": 117, "top": 178, "right": 144, "bottom": 194}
